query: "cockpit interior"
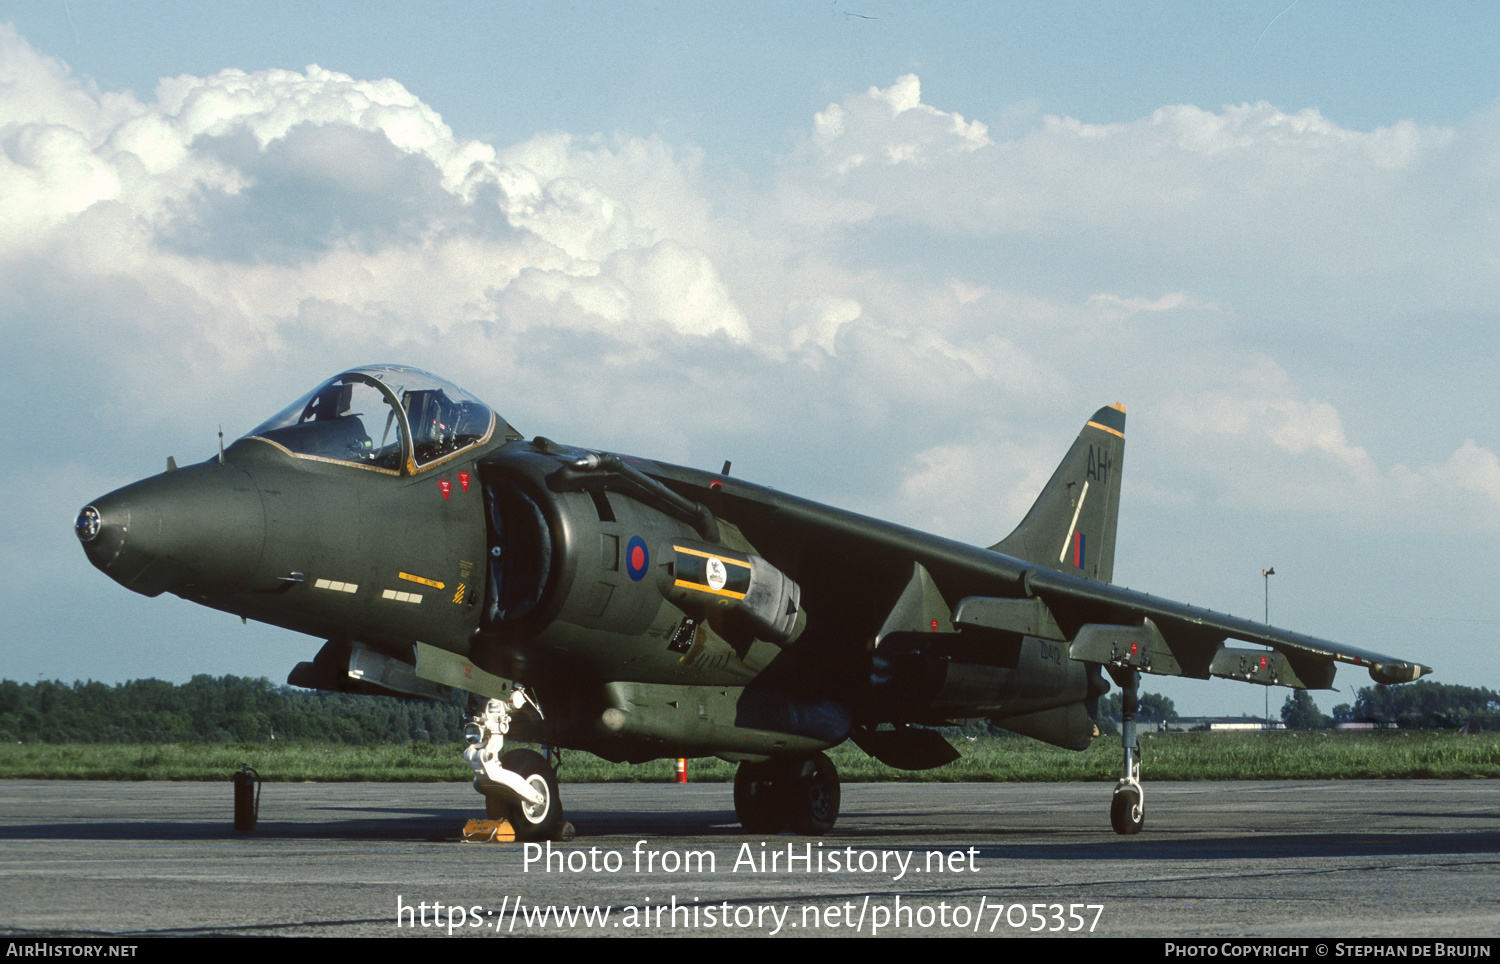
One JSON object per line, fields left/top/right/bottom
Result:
{"left": 245, "top": 366, "right": 501, "bottom": 473}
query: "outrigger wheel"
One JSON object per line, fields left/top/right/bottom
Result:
{"left": 1111, "top": 785, "right": 1143, "bottom": 835}
{"left": 733, "top": 752, "right": 840, "bottom": 836}
{"left": 484, "top": 748, "right": 562, "bottom": 842}
{"left": 1108, "top": 666, "right": 1145, "bottom": 835}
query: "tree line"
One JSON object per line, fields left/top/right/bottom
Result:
{"left": 3, "top": 676, "right": 1493, "bottom": 744}
{"left": 1285, "top": 681, "right": 1500, "bottom": 731}
{"left": 0, "top": 676, "right": 467, "bottom": 744}
{"left": 1098, "top": 682, "right": 1499, "bottom": 731}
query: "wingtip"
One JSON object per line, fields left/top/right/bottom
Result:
{"left": 1369, "top": 661, "right": 1433, "bottom": 685}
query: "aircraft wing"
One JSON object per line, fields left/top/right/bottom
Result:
{"left": 640, "top": 459, "right": 1431, "bottom": 694}
{"left": 1017, "top": 565, "right": 1429, "bottom": 688}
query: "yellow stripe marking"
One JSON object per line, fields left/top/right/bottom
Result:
{"left": 399, "top": 572, "right": 446, "bottom": 589}
{"left": 1086, "top": 420, "right": 1125, "bottom": 439}
{"left": 672, "top": 545, "right": 752, "bottom": 568}
{"left": 673, "top": 579, "right": 747, "bottom": 601}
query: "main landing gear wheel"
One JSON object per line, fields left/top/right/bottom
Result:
{"left": 734, "top": 753, "right": 842, "bottom": 835}
{"left": 1110, "top": 785, "right": 1143, "bottom": 835}
{"left": 485, "top": 748, "right": 562, "bottom": 842}
{"left": 783, "top": 752, "right": 840, "bottom": 836}
{"left": 734, "top": 760, "right": 786, "bottom": 834}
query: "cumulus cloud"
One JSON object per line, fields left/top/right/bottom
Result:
{"left": 786, "top": 74, "right": 1499, "bottom": 326}
{"left": 891, "top": 437, "right": 1064, "bottom": 542}
{"left": 786, "top": 296, "right": 861, "bottom": 355}
{"left": 5, "top": 14, "right": 1499, "bottom": 614}
{"left": 2, "top": 13, "right": 1497, "bottom": 708}
{"left": 1135, "top": 350, "right": 1500, "bottom": 533}
{"left": 0, "top": 22, "right": 751, "bottom": 392}
{"left": 1409, "top": 441, "right": 1500, "bottom": 526}
{"left": 811, "top": 74, "right": 991, "bottom": 176}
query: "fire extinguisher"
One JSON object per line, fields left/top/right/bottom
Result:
{"left": 232, "top": 763, "right": 260, "bottom": 831}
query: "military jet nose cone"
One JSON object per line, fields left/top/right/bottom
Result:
{"left": 77, "top": 463, "right": 265, "bottom": 598}
{"left": 76, "top": 496, "right": 130, "bottom": 575}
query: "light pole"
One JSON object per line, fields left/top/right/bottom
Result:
{"left": 1262, "top": 567, "right": 1275, "bottom": 724}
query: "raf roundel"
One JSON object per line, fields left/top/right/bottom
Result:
{"left": 626, "top": 535, "right": 649, "bottom": 582}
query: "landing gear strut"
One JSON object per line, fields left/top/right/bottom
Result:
{"left": 464, "top": 689, "right": 564, "bottom": 841}
{"left": 733, "top": 752, "right": 840, "bottom": 836}
{"left": 1108, "top": 668, "right": 1144, "bottom": 835}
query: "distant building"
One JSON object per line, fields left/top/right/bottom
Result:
{"left": 1173, "top": 718, "right": 1286, "bottom": 732}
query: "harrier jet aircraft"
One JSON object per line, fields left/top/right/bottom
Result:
{"left": 76, "top": 365, "right": 1430, "bottom": 839}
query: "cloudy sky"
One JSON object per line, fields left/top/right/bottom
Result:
{"left": 4, "top": 2, "right": 1498, "bottom": 718}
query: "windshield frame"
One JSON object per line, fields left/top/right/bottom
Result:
{"left": 241, "top": 366, "right": 499, "bottom": 476}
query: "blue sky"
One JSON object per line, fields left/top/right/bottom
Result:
{"left": 17, "top": 3, "right": 1500, "bottom": 143}
{"left": 4, "top": 3, "right": 1498, "bottom": 718}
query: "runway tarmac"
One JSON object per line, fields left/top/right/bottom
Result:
{"left": 1, "top": 779, "right": 1496, "bottom": 938}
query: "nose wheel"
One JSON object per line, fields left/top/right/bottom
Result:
{"left": 483, "top": 748, "right": 563, "bottom": 842}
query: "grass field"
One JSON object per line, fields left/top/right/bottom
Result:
{"left": 2, "top": 731, "right": 1497, "bottom": 783}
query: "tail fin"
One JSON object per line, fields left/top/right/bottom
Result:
{"left": 989, "top": 403, "right": 1126, "bottom": 584}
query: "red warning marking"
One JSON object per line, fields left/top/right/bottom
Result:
{"left": 709, "top": 480, "right": 723, "bottom": 489}
{"left": 439, "top": 479, "right": 452, "bottom": 500}
{"left": 930, "top": 619, "right": 938, "bottom": 632}
{"left": 1130, "top": 642, "right": 1138, "bottom": 656}
{"left": 1260, "top": 656, "right": 1268, "bottom": 670}
{"left": 459, "top": 471, "right": 471, "bottom": 493}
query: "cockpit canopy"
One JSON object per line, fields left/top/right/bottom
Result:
{"left": 244, "top": 366, "right": 507, "bottom": 474}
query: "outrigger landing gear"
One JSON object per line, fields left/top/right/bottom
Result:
{"left": 1109, "top": 668, "right": 1145, "bottom": 835}
{"left": 464, "top": 689, "right": 564, "bottom": 841}
{"left": 733, "top": 752, "right": 840, "bottom": 836}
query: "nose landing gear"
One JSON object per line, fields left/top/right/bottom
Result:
{"left": 464, "top": 690, "right": 565, "bottom": 842}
